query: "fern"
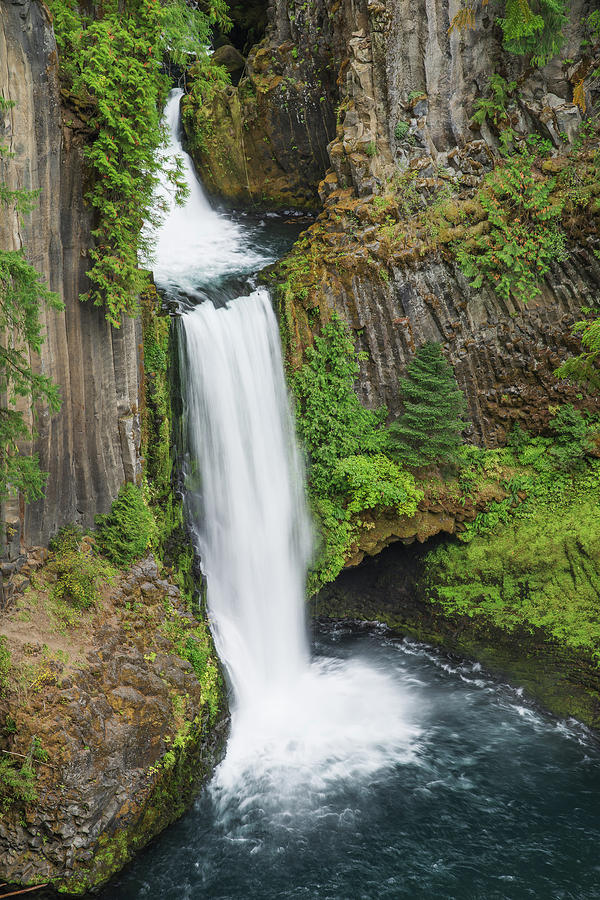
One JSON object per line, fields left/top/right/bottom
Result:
{"left": 449, "top": 0, "right": 566, "bottom": 67}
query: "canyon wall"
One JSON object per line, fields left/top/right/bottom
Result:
{"left": 288, "top": 0, "right": 600, "bottom": 445}
{"left": 189, "top": 0, "right": 600, "bottom": 445}
{"left": 0, "top": 0, "right": 141, "bottom": 564}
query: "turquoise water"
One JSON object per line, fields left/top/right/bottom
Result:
{"left": 104, "top": 623, "right": 600, "bottom": 900}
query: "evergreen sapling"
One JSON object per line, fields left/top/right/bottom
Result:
{"left": 389, "top": 342, "right": 467, "bottom": 468}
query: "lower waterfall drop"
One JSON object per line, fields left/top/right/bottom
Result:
{"left": 181, "top": 291, "right": 419, "bottom": 827}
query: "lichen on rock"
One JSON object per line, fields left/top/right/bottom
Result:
{"left": 0, "top": 552, "right": 228, "bottom": 895}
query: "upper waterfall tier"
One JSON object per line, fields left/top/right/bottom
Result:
{"left": 151, "top": 88, "right": 297, "bottom": 300}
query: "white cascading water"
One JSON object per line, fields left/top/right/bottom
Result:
{"left": 152, "top": 89, "right": 270, "bottom": 293}
{"left": 153, "top": 89, "right": 419, "bottom": 830}
{"left": 181, "top": 291, "right": 312, "bottom": 708}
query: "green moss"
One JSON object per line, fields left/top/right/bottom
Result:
{"left": 0, "top": 636, "right": 11, "bottom": 695}
{"left": 95, "top": 483, "right": 155, "bottom": 567}
{"left": 424, "top": 464, "right": 600, "bottom": 660}
{"left": 160, "top": 616, "right": 224, "bottom": 726}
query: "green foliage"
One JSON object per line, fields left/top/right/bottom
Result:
{"left": 181, "top": 61, "right": 232, "bottom": 154}
{"left": 291, "top": 317, "right": 425, "bottom": 592}
{"left": 95, "top": 483, "right": 155, "bottom": 566}
{"left": 389, "top": 342, "right": 467, "bottom": 468}
{"left": 425, "top": 463, "right": 600, "bottom": 660}
{"left": 449, "top": 0, "right": 566, "bottom": 67}
{"left": 47, "top": 525, "right": 114, "bottom": 611}
{"left": 0, "top": 636, "right": 11, "bottom": 695}
{"left": 556, "top": 311, "right": 600, "bottom": 392}
{"left": 548, "top": 404, "right": 597, "bottom": 471}
{"left": 459, "top": 413, "right": 600, "bottom": 543}
{"left": 498, "top": 0, "right": 567, "bottom": 66}
{"left": 0, "top": 755, "right": 37, "bottom": 811}
{"left": 456, "top": 141, "right": 566, "bottom": 302}
{"left": 365, "top": 141, "right": 377, "bottom": 157}
{"left": 394, "top": 121, "right": 411, "bottom": 141}
{"left": 160, "top": 617, "right": 221, "bottom": 724}
{"left": 49, "top": 0, "right": 230, "bottom": 326}
{"left": 291, "top": 315, "right": 389, "bottom": 495}
{"left": 0, "top": 101, "right": 64, "bottom": 503}
{"left": 306, "top": 496, "right": 353, "bottom": 595}
{"left": 334, "top": 454, "right": 423, "bottom": 516}
{"left": 471, "top": 74, "right": 518, "bottom": 148}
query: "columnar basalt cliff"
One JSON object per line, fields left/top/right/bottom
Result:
{"left": 0, "top": 0, "right": 141, "bottom": 564}
{"left": 186, "top": 0, "right": 599, "bottom": 445}
{"left": 274, "top": 0, "right": 599, "bottom": 445}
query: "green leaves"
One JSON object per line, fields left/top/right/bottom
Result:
{"left": 95, "top": 483, "right": 155, "bottom": 566}
{"left": 556, "top": 312, "right": 600, "bottom": 392}
{"left": 456, "top": 142, "right": 566, "bottom": 303}
{"left": 292, "top": 315, "right": 388, "bottom": 496}
{"left": 0, "top": 189, "right": 63, "bottom": 501}
{"left": 334, "top": 454, "right": 423, "bottom": 516}
{"left": 389, "top": 342, "right": 467, "bottom": 468}
{"left": 291, "top": 316, "right": 424, "bottom": 592}
{"left": 49, "top": 0, "right": 230, "bottom": 326}
{"left": 498, "top": 0, "right": 567, "bottom": 67}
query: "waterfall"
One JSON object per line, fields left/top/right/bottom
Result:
{"left": 181, "top": 290, "right": 312, "bottom": 707}
{"left": 152, "top": 88, "right": 271, "bottom": 295}
{"left": 152, "top": 88, "right": 418, "bottom": 827}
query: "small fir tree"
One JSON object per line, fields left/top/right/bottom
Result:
{"left": 389, "top": 342, "right": 467, "bottom": 468}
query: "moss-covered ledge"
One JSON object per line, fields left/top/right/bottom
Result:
{"left": 313, "top": 481, "right": 600, "bottom": 732}
{"left": 313, "top": 543, "right": 600, "bottom": 730}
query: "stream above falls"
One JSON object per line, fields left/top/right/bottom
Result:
{"left": 101, "top": 90, "right": 600, "bottom": 900}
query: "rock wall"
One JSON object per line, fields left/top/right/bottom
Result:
{"left": 181, "top": 0, "right": 338, "bottom": 209}
{"left": 0, "top": 0, "right": 141, "bottom": 560}
{"left": 0, "top": 554, "right": 228, "bottom": 894}
{"left": 322, "top": 0, "right": 595, "bottom": 194}
{"left": 264, "top": 0, "right": 600, "bottom": 445}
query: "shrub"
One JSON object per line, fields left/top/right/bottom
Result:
{"left": 96, "top": 483, "right": 155, "bottom": 566}
{"left": 0, "top": 756, "right": 37, "bottom": 811}
{"left": 49, "top": 0, "right": 231, "bottom": 325}
{"left": 334, "top": 454, "right": 423, "bottom": 516}
{"left": 48, "top": 525, "right": 112, "bottom": 611}
{"left": 291, "top": 315, "right": 388, "bottom": 495}
{"left": 549, "top": 404, "right": 596, "bottom": 471}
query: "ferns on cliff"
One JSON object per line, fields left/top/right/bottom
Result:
{"left": 449, "top": 0, "right": 567, "bottom": 67}
{"left": 0, "top": 98, "right": 64, "bottom": 504}
{"left": 456, "top": 139, "right": 566, "bottom": 303}
{"left": 556, "top": 312, "right": 600, "bottom": 393}
{"left": 49, "top": 0, "right": 230, "bottom": 327}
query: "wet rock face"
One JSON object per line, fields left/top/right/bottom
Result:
{"left": 0, "top": 556, "right": 228, "bottom": 894}
{"left": 0, "top": 0, "right": 142, "bottom": 555}
{"left": 182, "top": 0, "right": 338, "bottom": 209}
